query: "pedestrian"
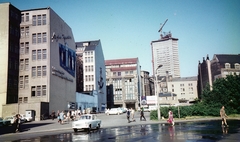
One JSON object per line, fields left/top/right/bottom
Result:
{"left": 220, "top": 106, "right": 228, "bottom": 127}
{"left": 57, "top": 110, "right": 60, "bottom": 123}
{"left": 66, "top": 111, "right": 70, "bottom": 123}
{"left": 59, "top": 111, "right": 64, "bottom": 124}
{"left": 140, "top": 107, "right": 146, "bottom": 121}
{"left": 13, "top": 114, "right": 21, "bottom": 133}
{"left": 51, "top": 111, "right": 55, "bottom": 120}
{"left": 131, "top": 108, "right": 135, "bottom": 122}
{"left": 167, "top": 109, "right": 174, "bottom": 126}
{"left": 127, "top": 108, "right": 131, "bottom": 123}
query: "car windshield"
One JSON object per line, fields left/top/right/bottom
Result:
{"left": 80, "top": 115, "right": 91, "bottom": 120}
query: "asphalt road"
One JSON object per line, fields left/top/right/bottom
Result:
{"left": 0, "top": 112, "right": 239, "bottom": 142}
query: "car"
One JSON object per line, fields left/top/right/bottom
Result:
{"left": 119, "top": 108, "right": 127, "bottom": 113}
{"left": 20, "top": 114, "right": 33, "bottom": 122}
{"left": 3, "top": 116, "right": 15, "bottom": 124}
{"left": 72, "top": 114, "right": 101, "bottom": 132}
{"left": 0, "top": 117, "right": 11, "bottom": 127}
{"left": 106, "top": 108, "right": 123, "bottom": 115}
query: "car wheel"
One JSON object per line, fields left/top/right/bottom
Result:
{"left": 73, "top": 129, "right": 78, "bottom": 132}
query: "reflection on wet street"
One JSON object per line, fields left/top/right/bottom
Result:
{"left": 12, "top": 120, "right": 240, "bottom": 142}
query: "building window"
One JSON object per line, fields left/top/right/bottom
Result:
{"left": 32, "top": 67, "right": 36, "bottom": 77}
{"left": 21, "top": 14, "right": 24, "bottom": 22}
{"left": 19, "top": 97, "right": 23, "bottom": 103}
{"left": 32, "top": 50, "right": 36, "bottom": 60}
{"left": 37, "top": 33, "right": 41, "bottom": 43}
{"left": 113, "top": 72, "right": 116, "bottom": 76}
{"left": 31, "top": 86, "right": 36, "bottom": 97}
{"left": 25, "top": 42, "right": 29, "bottom": 54}
{"left": 32, "top": 15, "right": 36, "bottom": 26}
{"left": 26, "top": 13, "right": 29, "bottom": 22}
{"left": 42, "top": 66, "right": 46, "bottom": 76}
{"left": 19, "top": 76, "right": 23, "bottom": 89}
{"left": 42, "top": 85, "right": 46, "bottom": 96}
{"left": 20, "top": 59, "right": 24, "bottom": 71}
{"left": 42, "top": 14, "right": 46, "bottom": 25}
{"left": 180, "top": 84, "right": 184, "bottom": 87}
{"left": 24, "top": 75, "right": 29, "bottom": 88}
{"left": 23, "top": 97, "right": 28, "bottom": 103}
{"left": 188, "top": 83, "right": 193, "bottom": 86}
{"left": 21, "top": 27, "right": 24, "bottom": 38}
{"left": 25, "top": 27, "right": 29, "bottom": 38}
{"left": 225, "top": 63, "right": 230, "bottom": 69}
{"left": 25, "top": 59, "right": 29, "bottom": 70}
{"left": 42, "top": 32, "right": 47, "bottom": 43}
{"left": 235, "top": 63, "right": 240, "bottom": 70}
{"left": 32, "top": 34, "right": 36, "bottom": 44}
{"left": 37, "top": 49, "right": 41, "bottom": 60}
{"left": 37, "top": 66, "right": 41, "bottom": 77}
{"left": 37, "top": 86, "right": 41, "bottom": 96}
{"left": 118, "top": 72, "right": 121, "bottom": 76}
{"left": 42, "top": 49, "right": 47, "bottom": 59}
{"left": 37, "top": 15, "right": 41, "bottom": 26}
{"left": 20, "top": 43, "right": 24, "bottom": 54}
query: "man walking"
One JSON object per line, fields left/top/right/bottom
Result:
{"left": 220, "top": 106, "right": 228, "bottom": 127}
{"left": 140, "top": 107, "right": 146, "bottom": 121}
{"left": 127, "top": 108, "right": 131, "bottom": 123}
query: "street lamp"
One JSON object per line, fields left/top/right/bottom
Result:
{"left": 155, "top": 64, "right": 163, "bottom": 121}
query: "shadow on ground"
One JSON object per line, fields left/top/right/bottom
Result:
{"left": 0, "top": 122, "right": 54, "bottom": 135}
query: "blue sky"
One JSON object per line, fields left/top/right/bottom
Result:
{"left": 2, "top": 0, "right": 240, "bottom": 77}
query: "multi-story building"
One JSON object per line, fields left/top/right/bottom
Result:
{"left": 75, "top": 40, "right": 106, "bottom": 112}
{"left": 105, "top": 58, "right": 142, "bottom": 109}
{"left": 198, "top": 54, "right": 240, "bottom": 98}
{"left": 0, "top": 3, "right": 21, "bottom": 117}
{"left": 151, "top": 32, "right": 180, "bottom": 78}
{"left": 2, "top": 7, "right": 76, "bottom": 120}
{"left": 165, "top": 76, "right": 198, "bottom": 105}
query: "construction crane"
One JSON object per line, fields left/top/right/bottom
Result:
{"left": 158, "top": 19, "right": 168, "bottom": 33}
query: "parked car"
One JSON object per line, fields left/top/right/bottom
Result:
{"left": 3, "top": 116, "right": 15, "bottom": 124}
{"left": 106, "top": 108, "right": 123, "bottom": 115}
{"left": 119, "top": 108, "right": 127, "bottom": 113}
{"left": 20, "top": 114, "right": 33, "bottom": 122}
{"left": 0, "top": 117, "right": 11, "bottom": 127}
{"left": 72, "top": 114, "right": 101, "bottom": 132}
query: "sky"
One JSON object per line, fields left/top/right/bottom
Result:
{"left": 2, "top": 0, "right": 240, "bottom": 77}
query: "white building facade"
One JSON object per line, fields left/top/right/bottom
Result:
{"left": 151, "top": 32, "right": 181, "bottom": 78}
{"left": 76, "top": 40, "right": 106, "bottom": 112}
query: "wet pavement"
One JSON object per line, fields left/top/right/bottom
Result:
{"left": 0, "top": 113, "right": 239, "bottom": 142}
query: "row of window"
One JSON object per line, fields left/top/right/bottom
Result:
{"left": 113, "top": 94, "right": 135, "bottom": 101}
{"left": 19, "top": 75, "right": 29, "bottom": 89}
{"left": 33, "top": 14, "right": 47, "bottom": 26}
{"left": 112, "top": 71, "right": 134, "bottom": 76}
{"left": 32, "top": 33, "right": 47, "bottom": 44}
{"left": 31, "top": 85, "right": 47, "bottom": 97}
{"left": 85, "top": 57, "right": 94, "bottom": 63}
{"left": 20, "top": 42, "right": 29, "bottom": 54}
{"left": 85, "top": 85, "right": 94, "bottom": 91}
{"left": 32, "top": 49, "right": 47, "bottom": 60}
{"left": 225, "top": 63, "right": 240, "bottom": 69}
{"left": 19, "top": 97, "right": 28, "bottom": 103}
{"left": 173, "top": 83, "right": 193, "bottom": 87}
{"left": 32, "top": 66, "right": 47, "bottom": 77}
{"left": 20, "top": 27, "right": 29, "bottom": 38}
{"left": 85, "top": 65, "right": 94, "bottom": 72}
{"left": 85, "top": 75, "right": 94, "bottom": 82}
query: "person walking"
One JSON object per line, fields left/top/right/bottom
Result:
{"left": 167, "top": 109, "right": 174, "bottom": 126}
{"left": 127, "top": 108, "right": 131, "bottom": 123}
{"left": 131, "top": 108, "right": 135, "bottom": 122}
{"left": 59, "top": 111, "right": 64, "bottom": 124}
{"left": 220, "top": 106, "right": 228, "bottom": 127}
{"left": 51, "top": 111, "right": 55, "bottom": 120}
{"left": 13, "top": 114, "right": 21, "bottom": 133}
{"left": 140, "top": 107, "right": 146, "bottom": 121}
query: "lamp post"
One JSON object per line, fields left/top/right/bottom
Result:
{"left": 155, "top": 64, "right": 163, "bottom": 121}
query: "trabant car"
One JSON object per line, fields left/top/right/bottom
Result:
{"left": 72, "top": 114, "right": 101, "bottom": 132}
